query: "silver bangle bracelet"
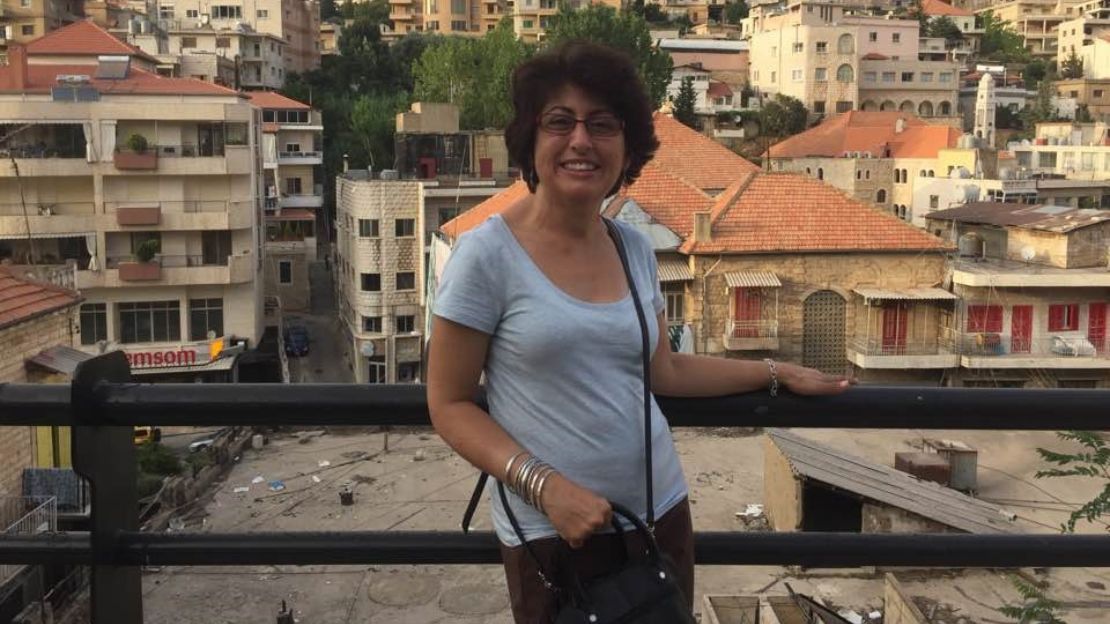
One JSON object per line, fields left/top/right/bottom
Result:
{"left": 533, "top": 468, "right": 556, "bottom": 513}
{"left": 504, "top": 451, "right": 528, "bottom": 482}
{"left": 764, "top": 358, "right": 779, "bottom": 398}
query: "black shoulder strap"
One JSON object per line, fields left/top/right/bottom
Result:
{"left": 460, "top": 217, "right": 655, "bottom": 534}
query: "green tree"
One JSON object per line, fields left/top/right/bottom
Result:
{"left": 544, "top": 4, "right": 674, "bottom": 108}
{"left": 907, "top": 0, "right": 930, "bottom": 38}
{"left": 723, "top": 0, "right": 748, "bottom": 25}
{"left": 1022, "top": 59, "right": 1048, "bottom": 87}
{"left": 927, "top": 16, "right": 964, "bottom": 46}
{"left": 759, "top": 93, "right": 808, "bottom": 137}
{"left": 1020, "top": 77, "right": 1061, "bottom": 137}
{"left": 1060, "top": 50, "right": 1084, "bottom": 79}
{"left": 350, "top": 92, "right": 408, "bottom": 171}
{"left": 980, "top": 11, "right": 1031, "bottom": 63}
{"left": 642, "top": 3, "right": 668, "bottom": 24}
{"left": 1036, "top": 430, "right": 1110, "bottom": 533}
{"left": 998, "top": 575, "right": 1067, "bottom": 624}
{"left": 673, "top": 76, "right": 698, "bottom": 129}
{"left": 413, "top": 20, "right": 533, "bottom": 130}
{"left": 321, "top": 0, "right": 338, "bottom": 20}
{"left": 995, "top": 104, "right": 1023, "bottom": 130}
{"left": 1075, "top": 104, "right": 1093, "bottom": 123}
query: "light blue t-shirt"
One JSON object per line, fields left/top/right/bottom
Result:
{"left": 434, "top": 214, "right": 688, "bottom": 546}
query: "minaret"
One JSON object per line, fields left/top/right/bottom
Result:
{"left": 974, "top": 73, "right": 996, "bottom": 148}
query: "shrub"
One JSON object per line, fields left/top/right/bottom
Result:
{"left": 137, "top": 441, "right": 180, "bottom": 476}
{"left": 125, "top": 133, "right": 149, "bottom": 154}
{"left": 135, "top": 239, "right": 160, "bottom": 263}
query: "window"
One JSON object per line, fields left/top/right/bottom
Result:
{"left": 22, "top": 25, "right": 35, "bottom": 36}
{"left": 966, "top": 305, "right": 1003, "bottom": 333}
{"left": 663, "top": 284, "right": 684, "bottom": 326}
{"left": 361, "top": 273, "right": 381, "bottom": 292}
{"left": 892, "top": 33, "right": 901, "bottom": 43}
{"left": 770, "top": 71, "right": 776, "bottom": 82}
{"left": 20, "top": 0, "right": 30, "bottom": 5}
{"left": 1094, "top": 90, "right": 1104, "bottom": 98}
{"left": 921, "top": 72, "right": 934, "bottom": 82}
{"left": 901, "top": 72, "right": 914, "bottom": 82}
{"left": 836, "top": 100, "right": 853, "bottom": 112}
{"left": 257, "top": 9, "right": 268, "bottom": 17}
{"left": 814, "top": 68, "right": 827, "bottom": 81}
{"left": 816, "top": 41, "right": 828, "bottom": 53}
{"left": 864, "top": 71, "right": 877, "bottom": 82}
{"left": 396, "top": 315, "right": 416, "bottom": 333}
{"left": 868, "top": 32, "right": 877, "bottom": 42}
{"left": 368, "top": 356, "right": 386, "bottom": 383}
{"left": 793, "top": 42, "right": 803, "bottom": 53}
{"left": 522, "top": 20, "right": 533, "bottom": 29}
{"left": 837, "top": 34, "right": 853, "bottom": 54}
{"left": 817, "top": 167, "right": 824, "bottom": 180}
{"left": 930, "top": 195, "right": 939, "bottom": 209}
{"left": 939, "top": 72, "right": 952, "bottom": 83}
{"left": 189, "top": 299, "right": 223, "bottom": 341}
{"left": 876, "top": 189, "right": 887, "bottom": 203}
{"left": 278, "top": 261, "right": 292, "bottom": 284}
{"left": 395, "top": 272, "right": 416, "bottom": 290}
{"left": 216, "top": 37, "right": 231, "bottom": 48}
{"left": 363, "top": 316, "right": 382, "bottom": 333}
{"left": 159, "top": 5, "right": 175, "bottom": 19}
{"left": 181, "top": 37, "right": 197, "bottom": 49}
{"left": 211, "top": 5, "right": 243, "bottom": 19}
{"left": 80, "top": 303, "right": 108, "bottom": 345}
{"left": 186, "top": 9, "right": 198, "bottom": 17}
{"left": 814, "top": 101, "right": 826, "bottom": 114}
{"left": 451, "top": 20, "right": 467, "bottom": 30}
{"left": 882, "top": 72, "right": 895, "bottom": 83}
{"left": 1048, "top": 304, "right": 1079, "bottom": 331}
{"left": 284, "top": 142, "right": 302, "bottom": 154}
{"left": 837, "top": 65, "right": 854, "bottom": 82}
{"left": 359, "top": 219, "right": 379, "bottom": 237}
{"left": 285, "top": 178, "right": 302, "bottom": 195}
{"left": 792, "top": 69, "right": 803, "bottom": 81}
{"left": 395, "top": 218, "right": 415, "bottom": 237}
{"left": 119, "top": 301, "right": 181, "bottom": 344}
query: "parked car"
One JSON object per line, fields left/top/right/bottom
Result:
{"left": 284, "top": 325, "right": 310, "bottom": 357}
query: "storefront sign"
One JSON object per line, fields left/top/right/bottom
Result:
{"left": 122, "top": 338, "right": 226, "bottom": 370}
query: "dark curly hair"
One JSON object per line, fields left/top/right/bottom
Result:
{"left": 505, "top": 40, "right": 659, "bottom": 198}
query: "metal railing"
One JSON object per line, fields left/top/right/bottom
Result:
{"left": 957, "top": 332, "right": 1108, "bottom": 358}
{"left": 0, "top": 352, "right": 1108, "bottom": 622}
{"left": 848, "top": 333, "right": 958, "bottom": 357}
{"left": 1, "top": 496, "right": 56, "bottom": 586}
{"left": 277, "top": 150, "right": 322, "bottom": 159}
{"left": 0, "top": 201, "right": 96, "bottom": 216}
{"left": 105, "top": 254, "right": 229, "bottom": 268}
{"left": 104, "top": 199, "right": 251, "bottom": 213}
{"left": 727, "top": 319, "right": 779, "bottom": 338}
{"left": 151, "top": 143, "right": 226, "bottom": 158}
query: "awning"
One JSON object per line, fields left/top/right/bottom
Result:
{"left": 724, "top": 271, "right": 782, "bottom": 288}
{"left": 657, "top": 259, "right": 693, "bottom": 282}
{"left": 0, "top": 231, "right": 94, "bottom": 240}
{"left": 130, "top": 354, "right": 238, "bottom": 376}
{"left": 853, "top": 287, "right": 958, "bottom": 301}
{"left": 267, "top": 209, "right": 316, "bottom": 221}
{"left": 26, "top": 345, "right": 92, "bottom": 376}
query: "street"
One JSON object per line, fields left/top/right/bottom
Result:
{"left": 287, "top": 260, "right": 353, "bottom": 384}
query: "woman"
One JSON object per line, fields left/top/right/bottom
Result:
{"left": 427, "top": 41, "right": 852, "bottom": 623}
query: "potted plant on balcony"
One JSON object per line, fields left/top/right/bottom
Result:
{"left": 119, "top": 239, "right": 162, "bottom": 281}
{"left": 114, "top": 133, "right": 158, "bottom": 170}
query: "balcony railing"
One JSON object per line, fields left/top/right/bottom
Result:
{"left": 958, "top": 332, "right": 1108, "bottom": 360}
{"left": 728, "top": 320, "right": 778, "bottom": 338}
{"left": 106, "top": 254, "right": 229, "bottom": 269}
{"left": 848, "top": 335, "right": 957, "bottom": 357}
{"left": 1, "top": 496, "right": 56, "bottom": 586}
{"left": 278, "top": 150, "right": 322, "bottom": 160}
{"left": 0, "top": 352, "right": 1108, "bottom": 623}
{"left": 0, "top": 201, "right": 96, "bottom": 217}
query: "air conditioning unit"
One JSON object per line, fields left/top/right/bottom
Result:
{"left": 201, "top": 14, "right": 210, "bottom": 25}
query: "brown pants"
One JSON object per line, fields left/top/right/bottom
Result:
{"left": 499, "top": 498, "right": 694, "bottom": 624}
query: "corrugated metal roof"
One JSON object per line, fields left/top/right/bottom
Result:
{"left": 927, "top": 202, "right": 1110, "bottom": 232}
{"left": 768, "top": 429, "right": 1021, "bottom": 535}
{"left": 27, "top": 345, "right": 93, "bottom": 375}
{"left": 658, "top": 259, "right": 693, "bottom": 282}
{"left": 853, "top": 287, "right": 957, "bottom": 301}
{"left": 724, "top": 271, "right": 782, "bottom": 288}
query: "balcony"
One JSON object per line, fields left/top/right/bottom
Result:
{"left": 277, "top": 150, "right": 323, "bottom": 166}
{"left": 100, "top": 252, "right": 254, "bottom": 286}
{"left": 281, "top": 191, "right": 324, "bottom": 209}
{"left": 0, "top": 123, "right": 90, "bottom": 176}
{"left": 958, "top": 333, "right": 1110, "bottom": 369}
{"left": 0, "top": 202, "right": 96, "bottom": 237}
{"left": 846, "top": 335, "right": 960, "bottom": 369}
{"left": 113, "top": 149, "right": 158, "bottom": 171}
{"left": 110, "top": 144, "right": 252, "bottom": 176}
{"left": 105, "top": 200, "right": 254, "bottom": 231}
{"left": 1, "top": 496, "right": 56, "bottom": 587}
{"left": 724, "top": 320, "right": 780, "bottom": 351}
{"left": 0, "top": 362, "right": 1107, "bottom": 624}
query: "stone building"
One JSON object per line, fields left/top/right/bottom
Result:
{"left": 334, "top": 175, "right": 425, "bottom": 384}
{"left": 443, "top": 114, "right": 955, "bottom": 385}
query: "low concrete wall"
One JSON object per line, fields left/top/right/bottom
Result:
{"left": 884, "top": 573, "right": 928, "bottom": 624}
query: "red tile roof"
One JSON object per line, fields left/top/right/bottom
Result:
{"left": 680, "top": 172, "right": 951, "bottom": 254}
{"left": 707, "top": 81, "right": 733, "bottom": 99}
{"left": 768, "top": 111, "right": 960, "bottom": 159}
{"left": 0, "top": 62, "right": 241, "bottom": 96}
{"left": 441, "top": 180, "right": 530, "bottom": 239}
{"left": 615, "top": 163, "right": 713, "bottom": 238}
{"left": 248, "top": 91, "right": 312, "bottom": 110}
{"left": 921, "top": 0, "right": 973, "bottom": 17}
{"left": 0, "top": 267, "right": 82, "bottom": 331}
{"left": 650, "top": 113, "right": 759, "bottom": 191}
{"left": 26, "top": 20, "right": 159, "bottom": 64}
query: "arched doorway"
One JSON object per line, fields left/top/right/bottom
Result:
{"left": 862, "top": 100, "right": 878, "bottom": 112}
{"left": 803, "top": 290, "right": 847, "bottom": 374}
{"left": 900, "top": 100, "right": 915, "bottom": 113}
{"left": 918, "top": 101, "right": 934, "bottom": 117}
{"left": 938, "top": 101, "right": 951, "bottom": 115}
{"left": 880, "top": 100, "right": 896, "bottom": 111}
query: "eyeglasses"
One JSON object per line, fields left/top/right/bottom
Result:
{"left": 537, "top": 112, "right": 624, "bottom": 137}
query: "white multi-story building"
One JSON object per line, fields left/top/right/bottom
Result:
{"left": 334, "top": 174, "right": 425, "bottom": 384}
{"left": 0, "top": 24, "right": 264, "bottom": 382}
{"left": 1010, "top": 121, "right": 1110, "bottom": 181}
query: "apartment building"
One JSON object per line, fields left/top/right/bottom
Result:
{"left": 1055, "top": 33, "right": 1110, "bottom": 120}
{"left": 153, "top": 0, "right": 320, "bottom": 74}
{"left": 746, "top": 0, "right": 960, "bottom": 119}
{"left": 385, "top": 0, "right": 618, "bottom": 41}
{"left": 318, "top": 20, "right": 340, "bottom": 56}
{"left": 250, "top": 91, "right": 322, "bottom": 311}
{"left": 443, "top": 113, "right": 959, "bottom": 385}
{"left": 334, "top": 174, "right": 424, "bottom": 384}
{"left": 920, "top": 0, "right": 982, "bottom": 52}
{"left": 926, "top": 203, "right": 1110, "bottom": 388}
{"left": 124, "top": 23, "right": 287, "bottom": 89}
{"left": 658, "top": 38, "right": 749, "bottom": 92}
{"left": 767, "top": 111, "right": 961, "bottom": 218}
{"left": 974, "top": 0, "right": 1087, "bottom": 59}
{"left": 0, "top": 0, "right": 81, "bottom": 47}
{"left": 0, "top": 30, "right": 264, "bottom": 382}
{"left": 1010, "top": 121, "right": 1110, "bottom": 181}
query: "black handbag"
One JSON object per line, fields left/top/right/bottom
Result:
{"left": 462, "top": 218, "right": 697, "bottom": 624}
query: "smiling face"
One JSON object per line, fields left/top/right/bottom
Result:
{"left": 532, "top": 83, "right": 628, "bottom": 207}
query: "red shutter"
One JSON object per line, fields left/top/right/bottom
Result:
{"left": 987, "top": 306, "right": 1002, "bottom": 333}
{"left": 967, "top": 306, "right": 986, "bottom": 332}
{"left": 1048, "top": 304, "right": 1078, "bottom": 331}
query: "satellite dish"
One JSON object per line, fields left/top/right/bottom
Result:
{"left": 360, "top": 342, "right": 376, "bottom": 357}
{"left": 1020, "top": 246, "right": 1036, "bottom": 262}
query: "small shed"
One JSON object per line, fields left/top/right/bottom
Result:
{"left": 763, "top": 429, "right": 1019, "bottom": 534}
